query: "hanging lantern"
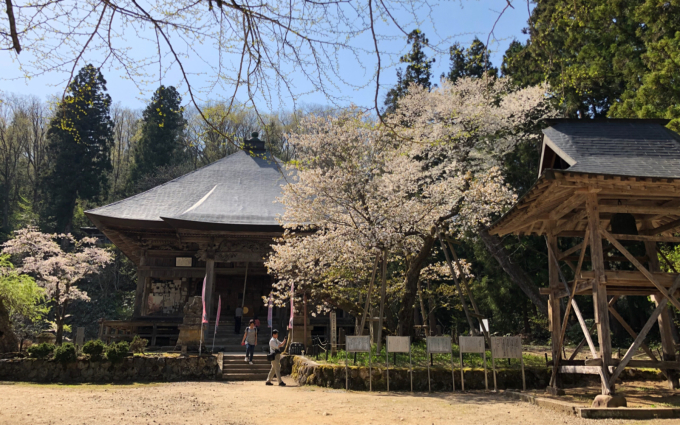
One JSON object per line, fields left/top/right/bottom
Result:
{"left": 610, "top": 213, "right": 638, "bottom": 235}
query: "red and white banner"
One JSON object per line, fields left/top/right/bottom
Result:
{"left": 215, "top": 295, "right": 222, "bottom": 330}
{"left": 289, "top": 282, "right": 295, "bottom": 329}
{"left": 201, "top": 275, "right": 208, "bottom": 324}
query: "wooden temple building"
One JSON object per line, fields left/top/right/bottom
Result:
{"left": 86, "top": 134, "right": 325, "bottom": 350}
{"left": 490, "top": 119, "right": 680, "bottom": 401}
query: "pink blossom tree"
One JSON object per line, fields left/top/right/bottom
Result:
{"left": 266, "top": 76, "right": 555, "bottom": 337}
{"left": 2, "top": 227, "right": 113, "bottom": 344}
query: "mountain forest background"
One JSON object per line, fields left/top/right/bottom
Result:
{"left": 2, "top": 0, "right": 680, "bottom": 346}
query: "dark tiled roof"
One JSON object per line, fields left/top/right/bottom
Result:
{"left": 86, "top": 151, "right": 291, "bottom": 226}
{"left": 543, "top": 119, "right": 680, "bottom": 178}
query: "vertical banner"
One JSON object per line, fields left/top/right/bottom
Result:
{"left": 289, "top": 282, "right": 295, "bottom": 329}
{"left": 199, "top": 275, "right": 207, "bottom": 356}
{"left": 201, "top": 275, "right": 208, "bottom": 324}
{"left": 212, "top": 296, "right": 221, "bottom": 354}
{"left": 215, "top": 296, "right": 222, "bottom": 330}
{"left": 267, "top": 293, "right": 273, "bottom": 328}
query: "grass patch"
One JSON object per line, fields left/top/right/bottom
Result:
{"left": 315, "top": 341, "right": 546, "bottom": 369}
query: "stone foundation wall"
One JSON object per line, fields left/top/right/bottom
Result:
{"left": 285, "top": 356, "right": 665, "bottom": 391}
{"left": 0, "top": 355, "right": 219, "bottom": 383}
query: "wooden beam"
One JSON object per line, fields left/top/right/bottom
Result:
{"left": 639, "top": 218, "right": 680, "bottom": 236}
{"left": 557, "top": 241, "right": 585, "bottom": 261}
{"left": 580, "top": 270, "right": 680, "bottom": 288}
{"left": 553, "top": 210, "right": 588, "bottom": 236}
{"left": 607, "top": 297, "right": 661, "bottom": 364}
{"left": 606, "top": 233, "right": 680, "bottom": 243}
{"left": 600, "top": 228, "right": 680, "bottom": 312}
{"left": 608, "top": 275, "right": 680, "bottom": 387}
{"left": 643, "top": 219, "right": 680, "bottom": 389}
{"left": 587, "top": 193, "right": 613, "bottom": 395}
{"left": 549, "top": 193, "right": 587, "bottom": 221}
{"left": 569, "top": 322, "right": 597, "bottom": 361}
{"left": 599, "top": 204, "right": 680, "bottom": 216}
{"left": 551, "top": 228, "right": 590, "bottom": 388}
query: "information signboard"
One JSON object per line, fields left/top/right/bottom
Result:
{"left": 459, "top": 336, "right": 485, "bottom": 354}
{"left": 426, "top": 336, "right": 452, "bottom": 353}
{"left": 458, "top": 336, "right": 487, "bottom": 391}
{"left": 346, "top": 335, "right": 371, "bottom": 353}
{"left": 386, "top": 336, "right": 410, "bottom": 353}
{"left": 490, "top": 336, "right": 525, "bottom": 391}
{"left": 491, "top": 336, "right": 522, "bottom": 359}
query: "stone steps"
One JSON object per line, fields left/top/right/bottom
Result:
{"left": 222, "top": 354, "right": 272, "bottom": 381}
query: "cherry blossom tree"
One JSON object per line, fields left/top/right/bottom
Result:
{"left": 266, "top": 76, "right": 555, "bottom": 338}
{"left": 2, "top": 227, "right": 113, "bottom": 344}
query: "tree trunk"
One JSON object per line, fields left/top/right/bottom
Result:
{"left": 0, "top": 299, "right": 19, "bottom": 353}
{"left": 479, "top": 228, "right": 548, "bottom": 316}
{"left": 426, "top": 280, "right": 437, "bottom": 335}
{"left": 55, "top": 300, "right": 68, "bottom": 345}
{"left": 398, "top": 232, "right": 437, "bottom": 339}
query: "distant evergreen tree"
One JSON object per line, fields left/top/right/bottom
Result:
{"left": 384, "top": 29, "right": 435, "bottom": 114}
{"left": 41, "top": 65, "right": 113, "bottom": 233}
{"left": 444, "top": 38, "right": 497, "bottom": 83}
{"left": 128, "top": 85, "right": 187, "bottom": 189}
{"left": 501, "top": 40, "right": 545, "bottom": 88}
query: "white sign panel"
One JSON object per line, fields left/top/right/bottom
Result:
{"left": 330, "top": 312, "right": 337, "bottom": 349}
{"left": 491, "top": 336, "right": 522, "bottom": 359}
{"left": 426, "top": 336, "right": 452, "bottom": 354}
{"left": 176, "top": 257, "right": 192, "bottom": 267}
{"left": 386, "top": 336, "right": 410, "bottom": 353}
{"left": 346, "top": 335, "right": 371, "bottom": 353}
{"left": 479, "top": 319, "right": 489, "bottom": 333}
{"left": 459, "top": 336, "right": 485, "bottom": 354}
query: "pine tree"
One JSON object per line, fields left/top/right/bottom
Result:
{"left": 500, "top": 40, "right": 544, "bottom": 88}
{"left": 383, "top": 29, "right": 435, "bottom": 113}
{"left": 41, "top": 64, "right": 113, "bottom": 233}
{"left": 128, "top": 85, "right": 187, "bottom": 189}
{"left": 444, "top": 38, "right": 497, "bottom": 83}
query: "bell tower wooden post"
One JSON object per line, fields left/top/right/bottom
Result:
{"left": 643, "top": 220, "right": 680, "bottom": 389}
{"left": 586, "top": 193, "right": 613, "bottom": 395}
{"left": 547, "top": 222, "right": 562, "bottom": 393}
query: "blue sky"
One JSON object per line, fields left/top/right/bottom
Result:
{"left": 0, "top": 0, "right": 532, "bottom": 111}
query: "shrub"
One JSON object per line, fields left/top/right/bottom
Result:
{"left": 129, "top": 336, "right": 148, "bottom": 354}
{"left": 53, "top": 343, "right": 77, "bottom": 363}
{"left": 82, "top": 339, "right": 106, "bottom": 361}
{"left": 27, "top": 342, "right": 55, "bottom": 359}
{"left": 105, "top": 341, "right": 130, "bottom": 363}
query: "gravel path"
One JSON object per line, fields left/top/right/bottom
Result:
{"left": 0, "top": 378, "right": 676, "bottom": 425}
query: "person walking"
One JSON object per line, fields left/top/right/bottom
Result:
{"left": 241, "top": 319, "right": 258, "bottom": 364}
{"left": 265, "top": 329, "right": 287, "bottom": 386}
{"left": 234, "top": 306, "right": 243, "bottom": 334}
{"left": 253, "top": 316, "right": 260, "bottom": 332}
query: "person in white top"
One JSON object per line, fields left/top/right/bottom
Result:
{"left": 265, "top": 329, "right": 287, "bottom": 386}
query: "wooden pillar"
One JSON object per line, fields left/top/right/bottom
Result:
{"left": 547, "top": 226, "right": 562, "bottom": 389}
{"left": 133, "top": 250, "right": 148, "bottom": 318}
{"left": 643, "top": 220, "right": 680, "bottom": 389}
{"left": 586, "top": 193, "right": 613, "bottom": 395}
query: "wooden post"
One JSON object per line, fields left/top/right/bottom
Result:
{"left": 133, "top": 250, "right": 148, "bottom": 317}
{"left": 643, "top": 220, "right": 680, "bottom": 389}
{"left": 586, "top": 193, "right": 613, "bottom": 395}
{"left": 547, "top": 227, "right": 562, "bottom": 390}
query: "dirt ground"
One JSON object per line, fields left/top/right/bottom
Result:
{"left": 1, "top": 378, "right": 679, "bottom": 425}
{"left": 528, "top": 380, "right": 680, "bottom": 408}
